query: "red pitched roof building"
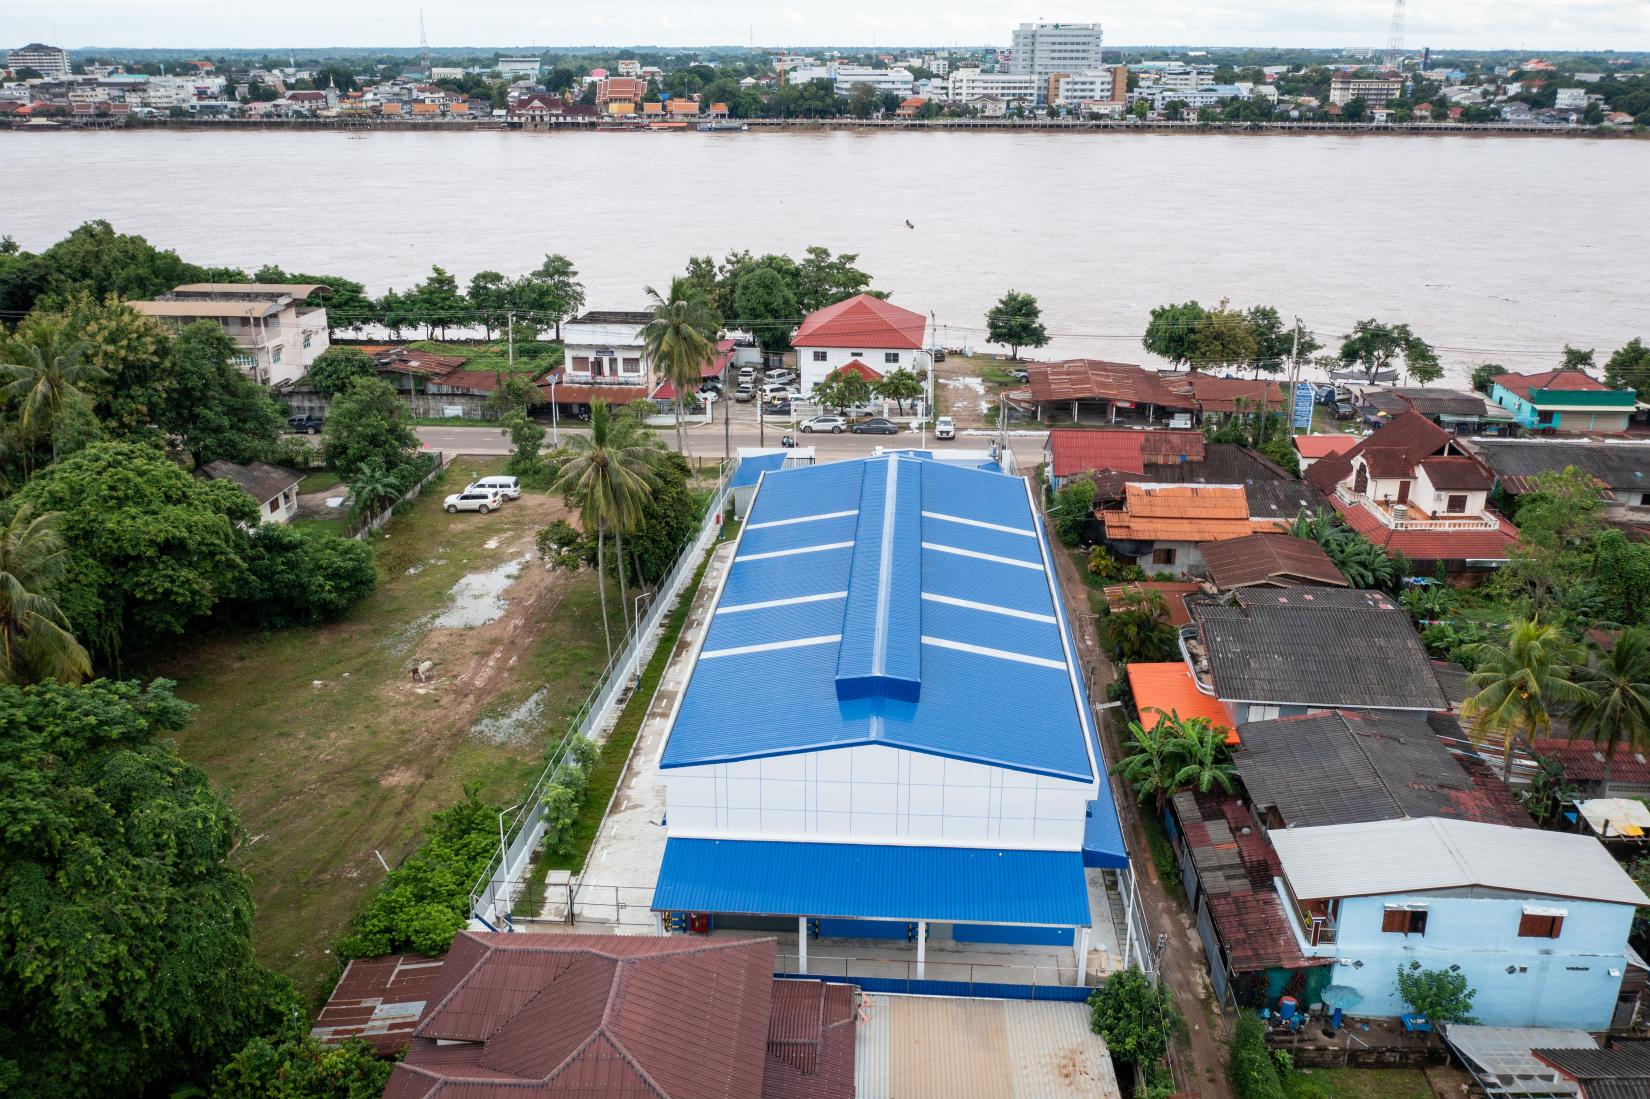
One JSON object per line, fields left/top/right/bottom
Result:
{"left": 1305, "top": 410, "right": 1517, "bottom": 571}
{"left": 382, "top": 932, "right": 856, "bottom": 1099}
{"left": 1044, "top": 427, "right": 1205, "bottom": 488}
{"left": 792, "top": 294, "right": 926, "bottom": 395}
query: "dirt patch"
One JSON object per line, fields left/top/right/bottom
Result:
{"left": 295, "top": 486, "right": 350, "bottom": 521}
{"left": 431, "top": 555, "right": 530, "bottom": 628}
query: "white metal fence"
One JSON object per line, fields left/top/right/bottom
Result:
{"left": 467, "top": 461, "right": 736, "bottom": 927}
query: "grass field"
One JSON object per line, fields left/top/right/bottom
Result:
{"left": 151, "top": 456, "right": 607, "bottom": 1000}
{"left": 297, "top": 470, "right": 343, "bottom": 494}
{"left": 408, "top": 339, "right": 564, "bottom": 376}
{"left": 1301, "top": 1067, "right": 1434, "bottom": 1099}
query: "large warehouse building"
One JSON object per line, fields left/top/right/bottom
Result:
{"left": 649, "top": 451, "right": 1130, "bottom": 984}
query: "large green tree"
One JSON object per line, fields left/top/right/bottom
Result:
{"left": 985, "top": 290, "right": 1049, "bottom": 360}
{"left": 212, "top": 1034, "right": 392, "bottom": 1099}
{"left": 304, "top": 346, "right": 378, "bottom": 400}
{"left": 466, "top": 270, "right": 511, "bottom": 339}
{"left": 406, "top": 265, "right": 467, "bottom": 339}
{"left": 0, "top": 678, "right": 300, "bottom": 1097}
{"left": 1188, "top": 298, "right": 1259, "bottom": 372}
{"left": 1338, "top": 319, "right": 1442, "bottom": 385}
{"left": 322, "top": 376, "right": 419, "bottom": 482}
{"left": 156, "top": 321, "right": 286, "bottom": 468}
{"left": 16, "top": 442, "right": 256, "bottom": 664}
{"left": 34, "top": 220, "right": 212, "bottom": 309}
{"left": 1141, "top": 300, "right": 1208, "bottom": 368}
{"left": 234, "top": 524, "right": 377, "bottom": 629}
{"left": 512, "top": 253, "right": 586, "bottom": 339}
{"left": 734, "top": 266, "right": 799, "bottom": 356}
{"left": 1605, "top": 338, "right": 1650, "bottom": 399}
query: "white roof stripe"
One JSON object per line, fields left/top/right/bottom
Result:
{"left": 736, "top": 541, "right": 855, "bottom": 562}
{"left": 921, "top": 592, "right": 1057, "bottom": 624}
{"left": 922, "top": 510, "right": 1037, "bottom": 537}
{"left": 921, "top": 542, "right": 1045, "bottom": 571}
{"left": 921, "top": 635, "right": 1067, "bottom": 671}
{"left": 717, "top": 592, "right": 848, "bottom": 615}
{"left": 745, "top": 509, "right": 860, "bottom": 530}
{"left": 701, "top": 634, "right": 843, "bottom": 659}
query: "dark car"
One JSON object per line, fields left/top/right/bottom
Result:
{"left": 287, "top": 414, "right": 325, "bottom": 434}
{"left": 763, "top": 400, "right": 792, "bottom": 417}
{"left": 851, "top": 417, "right": 900, "bottom": 435}
{"left": 1333, "top": 401, "right": 1358, "bottom": 420}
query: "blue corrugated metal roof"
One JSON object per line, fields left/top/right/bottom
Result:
{"left": 1083, "top": 798, "right": 1129, "bottom": 869}
{"left": 729, "top": 452, "right": 788, "bottom": 489}
{"left": 652, "top": 838, "right": 1092, "bottom": 926}
{"left": 662, "top": 454, "right": 1104, "bottom": 783}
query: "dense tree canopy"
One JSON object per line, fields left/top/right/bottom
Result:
{"left": 16, "top": 442, "right": 256, "bottom": 664}
{"left": 159, "top": 321, "right": 287, "bottom": 467}
{"left": 733, "top": 266, "right": 799, "bottom": 355}
{"left": 0, "top": 678, "right": 300, "bottom": 1098}
{"left": 322, "top": 376, "right": 420, "bottom": 482}
{"left": 304, "top": 346, "right": 378, "bottom": 400}
{"left": 985, "top": 290, "right": 1049, "bottom": 360}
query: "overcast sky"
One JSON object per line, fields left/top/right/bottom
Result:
{"left": 11, "top": 0, "right": 1650, "bottom": 52}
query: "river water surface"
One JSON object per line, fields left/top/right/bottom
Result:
{"left": 3, "top": 128, "right": 1647, "bottom": 380}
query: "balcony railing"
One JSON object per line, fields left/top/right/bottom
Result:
{"left": 1333, "top": 485, "right": 1499, "bottom": 531}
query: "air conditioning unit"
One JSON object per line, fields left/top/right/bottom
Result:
{"left": 1391, "top": 504, "right": 1409, "bottom": 521}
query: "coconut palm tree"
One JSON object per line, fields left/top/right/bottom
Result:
{"left": 1570, "top": 629, "right": 1650, "bottom": 794}
{"left": 0, "top": 317, "right": 105, "bottom": 466}
{"left": 0, "top": 505, "right": 92, "bottom": 686}
{"left": 641, "top": 278, "right": 718, "bottom": 456}
{"left": 547, "top": 401, "right": 661, "bottom": 660}
{"left": 1461, "top": 619, "right": 1593, "bottom": 782}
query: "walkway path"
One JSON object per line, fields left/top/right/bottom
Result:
{"left": 1044, "top": 508, "right": 1232, "bottom": 1099}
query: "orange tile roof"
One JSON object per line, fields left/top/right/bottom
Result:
{"left": 1292, "top": 434, "right": 1360, "bottom": 459}
{"left": 1126, "top": 662, "right": 1235, "bottom": 737}
{"left": 1104, "top": 484, "right": 1266, "bottom": 543}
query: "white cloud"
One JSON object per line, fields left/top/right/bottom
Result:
{"left": 15, "top": 0, "right": 1650, "bottom": 51}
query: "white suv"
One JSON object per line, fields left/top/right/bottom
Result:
{"left": 935, "top": 416, "right": 956, "bottom": 439}
{"left": 444, "top": 489, "right": 502, "bottom": 514}
{"left": 467, "top": 476, "right": 521, "bottom": 500}
{"left": 800, "top": 415, "right": 847, "bottom": 434}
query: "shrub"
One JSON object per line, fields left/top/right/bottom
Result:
{"left": 1053, "top": 477, "right": 1097, "bottom": 546}
{"left": 1395, "top": 960, "right": 1477, "bottom": 1025}
{"left": 337, "top": 790, "right": 502, "bottom": 960}
{"left": 1229, "top": 1014, "right": 1286, "bottom": 1099}
{"left": 236, "top": 525, "right": 376, "bottom": 627}
{"left": 540, "top": 736, "right": 600, "bottom": 857}
{"left": 213, "top": 1034, "right": 392, "bottom": 1099}
{"left": 1089, "top": 967, "right": 1180, "bottom": 1069}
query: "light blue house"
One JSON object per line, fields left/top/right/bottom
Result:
{"left": 1488, "top": 369, "right": 1637, "bottom": 434}
{"left": 649, "top": 452, "right": 1132, "bottom": 988}
{"left": 1269, "top": 817, "right": 1648, "bottom": 1031}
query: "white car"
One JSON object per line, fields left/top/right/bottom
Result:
{"left": 444, "top": 489, "right": 502, "bottom": 514}
{"left": 762, "top": 384, "right": 801, "bottom": 401}
{"left": 467, "top": 476, "right": 521, "bottom": 500}
{"left": 935, "top": 416, "right": 956, "bottom": 440}
{"left": 800, "top": 415, "right": 847, "bottom": 434}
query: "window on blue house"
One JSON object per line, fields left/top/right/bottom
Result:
{"left": 1381, "top": 907, "right": 1427, "bottom": 936}
{"left": 1518, "top": 911, "right": 1564, "bottom": 938}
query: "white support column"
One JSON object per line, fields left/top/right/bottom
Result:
{"left": 1076, "top": 926, "right": 1092, "bottom": 985}
{"left": 797, "top": 916, "right": 808, "bottom": 975}
{"left": 916, "top": 921, "right": 927, "bottom": 979}
{"left": 1122, "top": 868, "right": 1139, "bottom": 971}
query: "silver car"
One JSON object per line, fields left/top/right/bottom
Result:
{"left": 444, "top": 489, "right": 502, "bottom": 514}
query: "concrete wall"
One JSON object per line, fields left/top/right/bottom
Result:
{"left": 1313, "top": 891, "right": 1634, "bottom": 1031}
{"left": 659, "top": 743, "right": 1094, "bottom": 849}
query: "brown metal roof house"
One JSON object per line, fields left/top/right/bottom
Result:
{"left": 1196, "top": 531, "right": 1348, "bottom": 590}
{"left": 195, "top": 459, "right": 302, "bottom": 524}
{"left": 380, "top": 932, "right": 855, "bottom": 1099}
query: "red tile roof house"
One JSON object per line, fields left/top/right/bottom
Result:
{"left": 376, "top": 932, "right": 856, "bottom": 1099}
{"left": 792, "top": 294, "right": 927, "bottom": 397}
{"left": 1305, "top": 410, "right": 1518, "bottom": 575}
{"left": 1043, "top": 426, "right": 1205, "bottom": 490}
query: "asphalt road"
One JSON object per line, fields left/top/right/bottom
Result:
{"left": 416, "top": 406, "right": 1048, "bottom": 461}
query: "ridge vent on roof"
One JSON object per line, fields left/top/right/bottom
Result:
{"left": 836, "top": 457, "right": 922, "bottom": 704}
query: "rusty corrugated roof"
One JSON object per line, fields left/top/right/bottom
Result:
{"left": 310, "top": 953, "right": 446, "bottom": 1055}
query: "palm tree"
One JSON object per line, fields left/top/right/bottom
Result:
{"left": 1570, "top": 629, "right": 1650, "bottom": 793}
{"left": 0, "top": 505, "right": 92, "bottom": 686}
{"left": 347, "top": 458, "right": 403, "bottom": 522}
{"left": 1460, "top": 619, "right": 1593, "bottom": 782}
{"left": 0, "top": 317, "right": 105, "bottom": 466}
{"left": 547, "top": 401, "right": 661, "bottom": 659}
{"left": 641, "top": 278, "right": 719, "bottom": 456}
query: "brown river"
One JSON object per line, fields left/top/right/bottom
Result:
{"left": 2, "top": 128, "right": 1647, "bottom": 382}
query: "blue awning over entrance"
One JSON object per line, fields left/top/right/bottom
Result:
{"left": 652, "top": 839, "right": 1092, "bottom": 927}
{"left": 1083, "top": 796, "right": 1130, "bottom": 869}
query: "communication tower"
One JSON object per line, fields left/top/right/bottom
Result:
{"left": 1384, "top": 0, "right": 1406, "bottom": 69}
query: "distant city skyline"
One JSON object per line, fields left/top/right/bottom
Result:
{"left": 11, "top": 0, "right": 1650, "bottom": 53}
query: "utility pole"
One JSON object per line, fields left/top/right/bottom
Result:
{"left": 1287, "top": 316, "right": 1304, "bottom": 433}
{"left": 506, "top": 310, "right": 515, "bottom": 371}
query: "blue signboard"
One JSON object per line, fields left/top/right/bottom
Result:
{"left": 1291, "top": 382, "right": 1315, "bottom": 429}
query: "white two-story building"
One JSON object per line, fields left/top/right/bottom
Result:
{"left": 791, "top": 294, "right": 929, "bottom": 396}
{"left": 559, "top": 309, "right": 655, "bottom": 392}
{"left": 127, "top": 283, "right": 332, "bottom": 387}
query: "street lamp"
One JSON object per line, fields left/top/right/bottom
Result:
{"left": 549, "top": 377, "right": 559, "bottom": 449}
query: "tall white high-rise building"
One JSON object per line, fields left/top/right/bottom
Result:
{"left": 7, "top": 43, "right": 70, "bottom": 80}
{"left": 1007, "top": 22, "right": 1104, "bottom": 84}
